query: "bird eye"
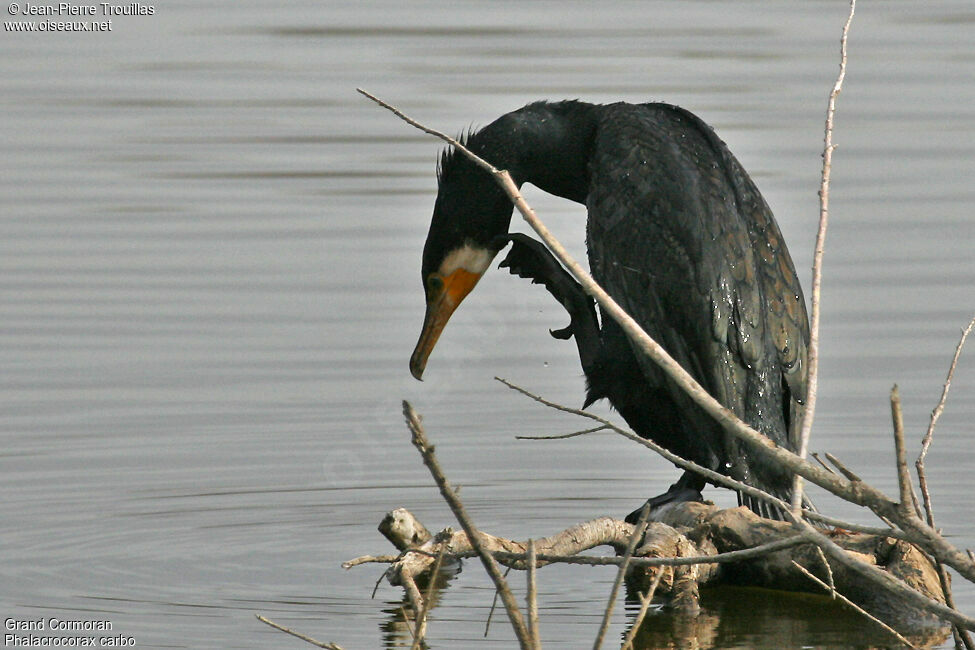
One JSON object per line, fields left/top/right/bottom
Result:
{"left": 426, "top": 274, "right": 444, "bottom": 295}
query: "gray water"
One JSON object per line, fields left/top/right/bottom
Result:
{"left": 2, "top": 1, "right": 974, "bottom": 648}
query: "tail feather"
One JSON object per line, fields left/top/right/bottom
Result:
{"left": 737, "top": 488, "right": 820, "bottom": 526}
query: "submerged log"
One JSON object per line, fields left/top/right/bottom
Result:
{"left": 365, "top": 503, "right": 948, "bottom": 636}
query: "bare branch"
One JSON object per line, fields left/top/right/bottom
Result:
{"left": 516, "top": 424, "right": 610, "bottom": 440}
{"left": 890, "top": 385, "right": 916, "bottom": 513}
{"left": 811, "top": 452, "right": 838, "bottom": 475}
{"left": 399, "top": 605, "right": 417, "bottom": 642}
{"left": 255, "top": 615, "right": 345, "bottom": 649}
{"left": 402, "top": 401, "right": 534, "bottom": 648}
{"left": 401, "top": 573, "right": 426, "bottom": 646}
{"left": 497, "top": 535, "right": 812, "bottom": 570}
{"left": 526, "top": 540, "right": 540, "bottom": 649}
{"left": 594, "top": 504, "right": 650, "bottom": 650}
{"left": 792, "top": 0, "right": 856, "bottom": 513}
{"left": 341, "top": 554, "right": 400, "bottom": 568}
{"left": 484, "top": 567, "right": 511, "bottom": 639}
{"left": 816, "top": 545, "right": 836, "bottom": 599}
{"left": 791, "top": 562, "right": 916, "bottom": 648}
{"left": 824, "top": 452, "right": 863, "bottom": 483}
{"left": 918, "top": 313, "right": 975, "bottom": 527}
{"left": 409, "top": 548, "right": 445, "bottom": 650}
{"left": 620, "top": 570, "right": 664, "bottom": 650}
{"left": 497, "top": 376, "right": 920, "bottom": 540}
{"left": 916, "top": 314, "right": 975, "bottom": 650}
{"left": 356, "top": 89, "right": 501, "bottom": 179}
{"left": 373, "top": 502, "right": 961, "bottom": 633}
{"left": 789, "top": 514, "right": 975, "bottom": 632}
{"left": 496, "top": 376, "right": 811, "bottom": 524}
{"left": 494, "top": 380, "right": 975, "bottom": 630}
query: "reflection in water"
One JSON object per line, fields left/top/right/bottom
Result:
{"left": 626, "top": 586, "right": 950, "bottom": 650}
{"left": 372, "top": 561, "right": 951, "bottom": 649}
{"left": 380, "top": 566, "right": 458, "bottom": 649}
{"left": 381, "top": 599, "right": 426, "bottom": 649}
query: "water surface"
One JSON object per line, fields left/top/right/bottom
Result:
{"left": 2, "top": 1, "right": 973, "bottom": 647}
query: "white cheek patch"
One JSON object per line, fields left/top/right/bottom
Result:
{"left": 439, "top": 244, "right": 494, "bottom": 276}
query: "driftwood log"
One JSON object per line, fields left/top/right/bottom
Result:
{"left": 359, "top": 502, "right": 949, "bottom": 640}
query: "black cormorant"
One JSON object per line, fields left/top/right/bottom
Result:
{"left": 409, "top": 100, "right": 811, "bottom": 520}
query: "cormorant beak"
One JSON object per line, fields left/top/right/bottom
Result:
{"left": 409, "top": 268, "right": 485, "bottom": 380}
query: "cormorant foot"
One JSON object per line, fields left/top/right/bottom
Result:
{"left": 624, "top": 486, "right": 705, "bottom": 525}
{"left": 498, "top": 233, "right": 597, "bottom": 342}
{"left": 498, "top": 234, "right": 575, "bottom": 298}
{"left": 549, "top": 325, "right": 574, "bottom": 340}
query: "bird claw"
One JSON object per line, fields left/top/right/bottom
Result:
{"left": 500, "top": 233, "right": 565, "bottom": 273}
{"left": 499, "top": 233, "right": 597, "bottom": 348}
{"left": 549, "top": 325, "right": 574, "bottom": 340}
{"left": 625, "top": 486, "right": 705, "bottom": 524}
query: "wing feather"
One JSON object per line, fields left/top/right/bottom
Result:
{"left": 584, "top": 102, "right": 809, "bottom": 494}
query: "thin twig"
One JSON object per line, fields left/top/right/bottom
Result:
{"left": 402, "top": 533, "right": 812, "bottom": 571}
{"left": 815, "top": 546, "right": 836, "bottom": 599}
{"left": 400, "top": 605, "right": 417, "bottom": 641}
{"left": 401, "top": 573, "right": 426, "bottom": 644}
{"left": 824, "top": 452, "right": 862, "bottom": 483}
{"left": 499, "top": 376, "right": 925, "bottom": 541}
{"left": 785, "top": 512, "right": 907, "bottom": 540}
{"left": 484, "top": 566, "right": 512, "bottom": 638}
{"left": 497, "top": 376, "right": 810, "bottom": 522}
{"left": 503, "top": 377, "right": 917, "bottom": 538}
{"left": 372, "top": 523, "right": 902, "bottom": 573}
{"left": 372, "top": 568, "right": 387, "bottom": 598}
{"left": 255, "top": 615, "right": 345, "bottom": 650}
{"left": 890, "top": 385, "right": 916, "bottom": 514}
{"left": 499, "top": 381, "right": 975, "bottom": 631}
{"left": 526, "top": 539, "right": 541, "bottom": 649}
{"left": 402, "top": 401, "right": 534, "bottom": 649}
{"left": 792, "top": 0, "right": 856, "bottom": 514}
{"left": 811, "top": 452, "right": 838, "bottom": 475}
{"left": 495, "top": 380, "right": 975, "bottom": 630}
{"left": 593, "top": 504, "right": 650, "bottom": 650}
{"left": 342, "top": 554, "right": 400, "bottom": 569}
{"left": 410, "top": 548, "right": 445, "bottom": 650}
{"left": 918, "top": 314, "right": 975, "bottom": 527}
{"left": 516, "top": 424, "right": 609, "bottom": 440}
{"left": 357, "top": 88, "right": 498, "bottom": 178}
{"left": 620, "top": 570, "right": 664, "bottom": 650}
{"left": 916, "top": 314, "right": 975, "bottom": 650}
{"left": 791, "top": 562, "right": 916, "bottom": 648}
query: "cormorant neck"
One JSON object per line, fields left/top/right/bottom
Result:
{"left": 424, "top": 101, "right": 598, "bottom": 273}
{"left": 466, "top": 100, "right": 597, "bottom": 204}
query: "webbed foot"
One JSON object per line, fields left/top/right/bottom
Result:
{"left": 625, "top": 471, "right": 707, "bottom": 524}
{"left": 498, "top": 233, "right": 597, "bottom": 342}
{"left": 624, "top": 486, "right": 705, "bottom": 524}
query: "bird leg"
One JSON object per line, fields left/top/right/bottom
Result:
{"left": 625, "top": 471, "right": 706, "bottom": 524}
{"left": 497, "top": 233, "right": 602, "bottom": 370}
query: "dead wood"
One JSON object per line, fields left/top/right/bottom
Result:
{"left": 365, "top": 501, "right": 948, "bottom": 636}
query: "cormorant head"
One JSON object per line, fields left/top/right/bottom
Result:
{"left": 409, "top": 142, "right": 516, "bottom": 380}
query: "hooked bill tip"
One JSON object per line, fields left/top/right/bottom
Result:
{"left": 409, "top": 349, "right": 427, "bottom": 381}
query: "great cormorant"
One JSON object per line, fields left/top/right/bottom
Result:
{"left": 409, "top": 100, "right": 811, "bottom": 520}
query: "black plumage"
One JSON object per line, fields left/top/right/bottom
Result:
{"left": 410, "top": 100, "right": 811, "bottom": 520}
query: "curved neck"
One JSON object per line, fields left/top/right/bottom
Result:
{"left": 467, "top": 100, "right": 597, "bottom": 204}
